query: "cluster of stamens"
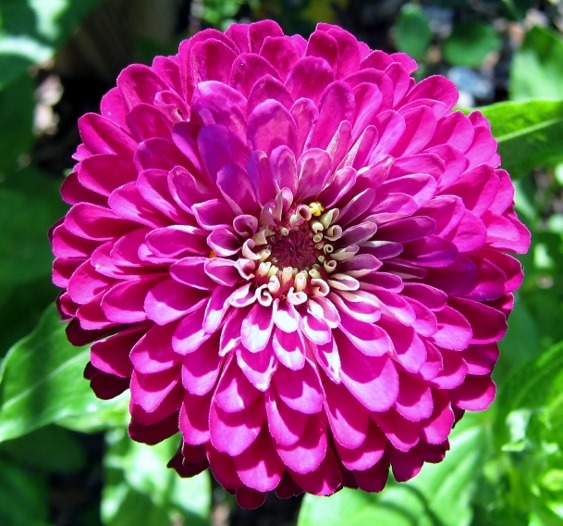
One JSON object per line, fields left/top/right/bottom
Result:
{"left": 244, "top": 193, "right": 344, "bottom": 303}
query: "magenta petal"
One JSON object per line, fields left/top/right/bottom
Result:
{"left": 130, "top": 322, "right": 181, "bottom": 374}
{"left": 324, "top": 380, "right": 369, "bottom": 449}
{"left": 273, "top": 361, "right": 324, "bottom": 415}
{"left": 236, "top": 343, "right": 277, "bottom": 392}
{"left": 172, "top": 304, "right": 212, "bottom": 354}
{"left": 102, "top": 279, "right": 155, "bottom": 323}
{"left": 90, "top": 327, "right": 141, "bottom": 377}
{"left": 431, "top": 305, "right": 473, "bottom": 351}
{"left": 241, "top": 303, "right": 274, "bottom": 353}
{"left": 170, "top": 257, "right": 215, "bottom": 290}
{"left": 372, "top": 410, "right": 420, "bottom": 451}
{"left": 276, "top": 412, "right": 328, "bottom": 474}
{"left": 233, "top": 430, "right": 285, "bottom": 492}
{"left": 203, "top": 286, "right": 233, "bottom": 333}
{"left": 181, "top": 333, "right": 223, "bottom": 396}
{"left": 451, "top": 298, "right": 508, "bottom": 344}
{"left": 209, "top": 399, "right": 264, "bottom": 456}
{"left": 265, "top": 391, "right": 309, "bottom": 447}
{"left": 422, "top": 391, "right": 455, "bottom": 445}
{"left": 247, "top": 100, "right": 298, "bottom": 156}
{"left": 339, "top": 344, "right": 399, "bottom": 412}
{"left": 272, "top": 328, "right": 306, "bottom": 370}
{"left": 179, "top": 392, "right": 212, "bottom": 445}
{"left": 272, "top": 300, "right": 300, "bottom": 333}
{"left": 207, "top": 445, "right": 241, "bottom": 491}
{"left": 288, "top": 446, "right": 342, "bottom": 496}
{"left": 145, "top": 279, "right": 206, "bottom": 325}
{"left": 337, "top": 312, "right": 390, "bottom": 356}
{"left": 395, "top": 372, "right": 434, "bottom": 422}
{"left": 130, "top": 369, "right": 183, "bottom": 425}
{"left": 67, "top": 260, "right": 114, "bottom": 304}
{"left": 214, "top": 357, "right": 261, "bottom": 412}
{"left": 390, "top": 445, "right": 425, "bottom": 482}
{"left": 353, "top": 460, "right": 389, "bottom": 492}
{"left": 336, "top": 424, "right": 386, "bottom": 471}
{"left": 451, "top": 375, "right": 496, "bottom": 411}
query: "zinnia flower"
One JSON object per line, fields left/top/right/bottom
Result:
{"left": 51, "top": 20, "right": 530, "bottom": 508}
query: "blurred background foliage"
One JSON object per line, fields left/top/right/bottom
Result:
{"left": 0, "top": 0, "right": 561, "bottom": 525}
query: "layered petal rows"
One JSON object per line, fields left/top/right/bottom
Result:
{"left": 52, "top": 21, "right": 530, "bottom": 507}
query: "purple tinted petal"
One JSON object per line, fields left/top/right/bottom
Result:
{"left": 241, "top": 303, "right": 274, "bottom": 353}
{"left": 340, "top": 344, "right": 398, "bottom": 412}
{"left": 181, "top": 333, "right": 223, "bottom": 396}
{"left": 273, "top": 361, "right": 324, "bottom": 414}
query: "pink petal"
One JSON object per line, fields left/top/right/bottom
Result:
{"left": 273, "top": 360, "right": 324, "bottom": 415}
{"left": 265, "top": 390, "right": 309, "bottom": 447}
{"left": 181, "top": 333, "right": 223, "bottom": 396}
{"left": 233, "top": 430, "right": 285, "bottom": 492}
{"left": 179, "top": 392, "right": 212, "bottom": 445}
{"left": 339, "top": 343, "right": 399, "bottom": 412}
{"left": 276, "top": 412, "right": 328, "bottom": 474}
{"left": 130, "top": 369, "right": 183, "bottom": 425}
{"left": 324, "top": 380, "right": 369, "bottom": 449}
{"left": 241, "top": 303, "right": 274, "bottom": 353}
{"left": 209, "top": 399, "right": 264, "bottom": 456}
{"left": 130, "top": 322, "right": 182, "bottom": 374}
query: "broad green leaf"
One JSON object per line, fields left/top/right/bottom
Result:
{"left": 0, "top": 424, "right": 85, "bottom": 472}
{"left": 0, "top": 304, "right": 117, "bottom": 442}
{"left": 443, "top": 21, "right": 501, "bottom": 67}
{"left": 0, "top": 72, "right": 34, "bottom": 173}
{"left": 299, "top": 413, "right": 487, "bottom": 526}
{"left": 479, "top": 99, "right": 563, "bottom": 178}
{"left": 103, "top": 429, "right": 211, "bottom": 526}
{"left": 0, "top": 454, "right": 49, "bottom": 526}
{"left": 511, "top": 26, "right": 563, "bottom": 101}
{"left": 0, "top": 277, "right": 59, "bottom": 358}
{"left": 494, "top": 340, "right": 563, "bottom": 450}
{"left": 0, "top": 166, "right": 67, "bottom": 286}
{"left": 298, "top": 487, "right": 422, "bottom": 526}
{"left": 394, "top": 4, "right": 432, "bottom": 61}
{"left": 495, "top": 299, "right": 540, "bottom": 382}
{"left": 0, "top": 0, "right": 104, "bottom": 89}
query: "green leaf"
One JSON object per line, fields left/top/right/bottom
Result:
{"left": 298, "top": 413, "right": 488, "bottom": 526}
{"left": 0, "top": 73, "right": 34, "bottom": 173}
{"left": 443, "top": 21, "right": 501, "bottom": 67}
{"left": 0, "top": 424, "right": 86, "bottom": 472}
{"left": 0, "top": 167, "right": 67, "bottom": 286}
{"left": 479, "top": 99, "right": 563, "bottom": 178}
{"left": 494, "top": 340, "right": 563, "bottom": 450}
{"left": 0, "top": 0, "right": 105, "bottom": 89}
{"left": 103, "top": 429, "right": 211, "bottom": 526}
{"left": 511, "top": 26, "right": 563, "bottom": 101}
{"left": 394, "top": 4, "right": 432, "bottom": 61}
{"left": 495, "top": 299, "right": 540, "bottom": 382}
{"left": 0, "top": 454, "right": 49, "bottom": 526}
{"left": 0, "top": 304, "right": 119, "bottom": 442}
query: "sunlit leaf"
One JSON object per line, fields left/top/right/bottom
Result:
{"left": 298, "top": 413, "right": 487, "bottom": 526}
{"left": 103, "top": 429, "right": 211, "bottom": 526}
{"left": 480, "top": 99, "right": 563, "bottom": 178}
{"left": 494, "top": 340, "right": 563, "bottom": 450}
{"left": 511, "top": 26, "right": 563, "bottom": 101}
{"left": 0, "top": 304, "right": 119, "bottom": 442}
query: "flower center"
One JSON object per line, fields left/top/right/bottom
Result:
{"left": 245, "top": 190, "right": 343, "bottom": 304}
